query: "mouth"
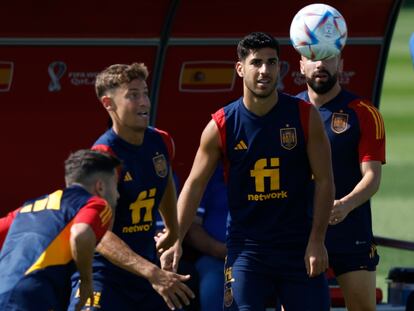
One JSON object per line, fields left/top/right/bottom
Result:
{"left": 313, "top": 71, "right": 329, "bottom": 80}
{"left": 137, "top": 112, "right": 149, "bottom": 117}
{"left": 257, "top": 78, "right": 271, "bottom": 87}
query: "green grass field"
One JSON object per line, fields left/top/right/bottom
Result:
{"left": 372, "top": 6, "right": 414, "bottom": 301}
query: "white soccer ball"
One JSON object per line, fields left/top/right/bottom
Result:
{"left": 289, "top": 3, "right": 347, "bottom": 60}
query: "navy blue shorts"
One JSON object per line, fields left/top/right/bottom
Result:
{"left": 223, "top": 251, "right": 330, "bottom": 311}
{"left": 329, "top": 243, "right": 379, "bottom": 277}
{"left": 68, "top": 274, "right": 169, "bottom": 311}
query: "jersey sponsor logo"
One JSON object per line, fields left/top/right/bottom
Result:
{"left": 124, "top": 171, "right": 133, "bottom": 182}
{"left": 331, "top": 112, "right": 349, "bottom": 134}
{"left": 248, "top": 158, "right": 288, "bottom": 201}
{"left": 123, "top": 188, "right": 156, "bottom": 233}
{"left": 234, "top": 140, "right": 248, "bottom": 150}
{"left": 280, "top": 127, "right": 297, "bottom": 150}
{"left": 153, "top": 154, "right": 168, "bottom": 178}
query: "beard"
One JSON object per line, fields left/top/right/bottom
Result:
{"left": 306, "top": 71, "right": 338, "bottom": 94}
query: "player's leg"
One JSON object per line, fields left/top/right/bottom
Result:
{"left": 336, "top": 270, "right": 376, "bottom": 311}
{"left": 278, "top": 273, "right": 330, "bottom": 311}
{"left": 195, "top": 255, "right": 225, "bottom": 311}
{"left": 223, "top": 254, "right": 274, "bottom": 311}
{"left": 330, "top": 244, "right": 379, "bottom": 311}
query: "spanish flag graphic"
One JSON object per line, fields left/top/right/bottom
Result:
{"left": 179, "top": 61, "right": 235, "bottom": 92}
{"left": 0, "top": 62, "right": 13, "bottom": 92}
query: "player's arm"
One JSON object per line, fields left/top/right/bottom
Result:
{"left": 157, "top": 169, "right": 180, "bottom": 254}
{"left": 177, "top": 119, "right": 222, "bottom": 242}
{"left": 306, "top": 105, "right": 335, "bottom": 277}
{"left": 70, "top": 223, "right": 96, "bottom": 311}
{"left": 160, "top": 119, "right": 222, "bottom": 272}
{"left": 186, "top": 216, "right": 227, "bottom": 259}
{"left": 71, "top": 198, "right": 113, "bottom": 310}
{"left": 97, "top": 230, "right": 194, "bottom": 310}
{"left": 331, "top": 102, "right": 385, "bottom": 224}
{"left": 331, "top": 161, "right": 381, "bottom": 225}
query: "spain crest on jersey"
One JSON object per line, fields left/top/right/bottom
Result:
{"left": 331, "top": 112, "right": 349, "bottom": 134}
{"left": 280, "top": 128, "right": 297, "bottom": 150}
{"left": 152, "top": 154, "right": 168, "bottom": 178}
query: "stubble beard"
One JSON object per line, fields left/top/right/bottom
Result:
{"left": 246, "top": 79, "right": 278, "bottom": 99}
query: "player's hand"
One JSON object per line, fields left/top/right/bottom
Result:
{"left": 154, "top": 228, "right": 177, "bottom": 254}
{"left": 304, "top": 239, "right": 328, "bottom": 278}
{"left": 149, "top": 268, "right": 195, "bottom": 310}
{"left": 160, "top": 242, "right": 182, "bottom": 272}
{"left": 75, "top": 278, "right": 94, "bottom": 311}
{"left": 329, "top": 199, "right": 351, "bottom": 225}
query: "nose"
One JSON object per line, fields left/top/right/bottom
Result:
{"left": 259, "top": 63, "right": 270, "bottom": 74}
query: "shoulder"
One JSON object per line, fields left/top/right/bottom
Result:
{"left": 212, "top": 97, "right": 243, "bottom": 125}
{"left": 148, "top": 127, "right": 175, "bottom": 160}
{"left": 347, "top": 96, "right": 383, "bottom": 120}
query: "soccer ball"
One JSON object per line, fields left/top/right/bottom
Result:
{"left": 289, "top": 3, "right": 347, "bottom": 60}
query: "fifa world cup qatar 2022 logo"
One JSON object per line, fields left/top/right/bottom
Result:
{"left": 48, "top": 61, "right": 67, "bottom": 92}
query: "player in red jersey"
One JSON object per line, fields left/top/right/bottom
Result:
{"left": 0, "top": 149, "right": 120, "bottom": 311}
{"left": 297, "top": 54, "right": 386, "bottom": 311}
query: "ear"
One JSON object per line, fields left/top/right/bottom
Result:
{"left": 299, "top": 59, "right": 305, "bottom": 75}
{"left": 235, "top": 61, "right": 244, "bottom": 78}
{"left": 94, "top": 179, "right": 105, "bottom": 197}
{"left": 101, "top": 95, "right": 115, "bottom": 112}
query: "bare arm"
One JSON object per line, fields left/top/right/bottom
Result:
{"left": 160, "top": 120, "right": 222, "bottom": 271}
{"left": 157, "top": 170, "right": 179, "bottom": 253}
{"left": 306, "top": 106, "right": 335, "bottom": 277}
{"left": 186, "top": 217, "right": 227, "bottom": 260}
{"left": 70, "top": 223, "right": 96, "bottom": 311}
{"left": 97, "top": 230, "right": 159, "bottom": 279}
{"left": 177, "top": 119, "right": 222, "bottom": 242}
{"left": 330, "top": 161, "right": 381, "bottom": 224}
{"left": 96, "top": 230, "right": 194, "bottom": 310}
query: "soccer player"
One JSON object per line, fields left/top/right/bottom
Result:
{"left": 0, "top": 149, "right": 121, "bottom": 311}
{"left": 69, "top": 63, "right": 194, "bottom": 311}
{"left": 297, "top": 54, "right": 386, "bottom": 311}
{"left": 162, "top": 32, "right": 335, "bottom": 310}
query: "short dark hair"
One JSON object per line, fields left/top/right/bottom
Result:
{"left": 237, "top": 32, "right": 280, "bottom": 61}
{"left": 64, "top": 149, "right": 121, "bottom": 186}
{"left": 95, "top": 62, "right": 149, "bottom": 98}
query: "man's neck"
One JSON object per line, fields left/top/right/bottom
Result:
{"left": 112, "top": 124, "right": 145, "bottom": 146}
{"left": 243, "top": 89, "right": 278, "bottom": 117}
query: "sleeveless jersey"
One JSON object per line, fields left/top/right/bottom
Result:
{"left": 212, "top": 93, "right": 313, "bottom": 252}
{"left": 91, "top": 127, "right": 171, "bottom": 278}
{"left": 0, "top": 185, "right": 109, "bottom": 307}
{"left": 296, "top": 89, "right": 385, "bottom": 253}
